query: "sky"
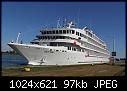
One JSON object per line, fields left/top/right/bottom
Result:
{"left": 2, "top": 2, "right": 125, "bottom": 58}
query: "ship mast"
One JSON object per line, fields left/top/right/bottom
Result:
{"left": 16, "top": 32, "right": 21, "bottom": 43}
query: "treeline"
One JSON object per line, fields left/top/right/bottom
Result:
{"left": 2, "top": 50, "right": 19, "bottom": 55}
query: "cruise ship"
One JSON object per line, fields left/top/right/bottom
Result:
{"left": 8, "top": 21, "right": 110, "bottom": 65}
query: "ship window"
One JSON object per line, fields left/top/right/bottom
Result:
{"left": 45, "top": 36, "right": 47, "bottom": 39}
{"left": 88, "top": 32, "right": 92, "bottom": 37}
{"left": 63, "top": 30, "right": 66, "bottom": 34}
{"left": 37, "top": 36, "right": 40, "bottom": 39}
{"left": 51, "top": 31, "right": 53, "bottom": 34}
{"left": 51, "top": 36, "right": 53, "bottom": 39}
{"left": 72, "top": 30, "right": 75, "bottom": 34}
{"left": 78, "top": 37, "right": 81, "bottom": 40}
{"left": 59, "top": 36, "right": 61, "bottom": 39}
{"left": 63, "top": 36, "right": 65, "bottom": 39}
{"left": 56, "top": 36, "right": 58, "bottom": 39}
{"left": 73, "top": 48, "right": 76, "bottom": 51}
{"left": 70, "top": 30, "right": 72, "bottom": 34}
{"left": 72, "top": 47, "right": 76, "bottom": 51}
{"left": 62, "top": 50, "right": 64, "bottom": 52}
{"left": 76, "top": 32, "right": 78, "bottom": 35}
{"left": 53, "top": 36, "right": 56, "bottom": 39}
{"left": 68, "top": 46, "right": 71, "bottom": 50}
{"left": 78, "top": 32, "right": 79, "bottom": 36}
{"left": 69, "top": 30, "right": 71, "bottom": 34}
{"left": 46, "top": 31, "right": 49, "bottom": 34}
{"left": 59, "top": 30, "right": 62, "bottom": 34}
{"left": 82, "top": 49, "right": 84, "bottom": 52}
{"left": 80, "top": 33, "right": 82, "bottom": 37}
{"left": 76, "top": 32, "right": 79, "bottom": 36}
{"left": 41, "top": 31, "right": 44, "bottom": 34}
{"left": 53, "top": 31, "right": 55, "bottom": 34}
{"left": 67, "top": 30, "right": 69, "bottom": 34}
{"left": 48, "top": 36, "right": 50, "bottom": 39}
{"left": 49, "top": 31, "right": 52, "bottom": 34}
{"left": 44, "top": 31, "right": 46, "bottom": 34}
{"left": 86, "top": 31, "right": 88, "bottom": 34}
{"left": 56, "top": 30, "right": 58, "bottom": 34}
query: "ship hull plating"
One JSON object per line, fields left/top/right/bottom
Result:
{"left": 8, "top": 43, "right": 109, "bottom": 65}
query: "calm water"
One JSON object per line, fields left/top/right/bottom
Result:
{"left": 2, "top": 54, "right": 28, "bottom": 68}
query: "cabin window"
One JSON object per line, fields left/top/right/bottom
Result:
{"left": 73, "top": 48, "right": 76, "bottom": 51}
{"left": 68, "top": 46, "right": 71, "bottom": 50}
{"left": 63, "top": 36, "right": 65, "bottom": 39}
{"left": 59, "top": 36, "right": 62, "bottom": 39}
{"left": 76, "top": 32, "right": 79, "bottom": 36}
{"left": 51, "top": 31, "right": 53, "bottom": 34}
{"left": 41, "top": 31, "right": 44, "bottom": 34}
{"left": 76, "top": 32, "right": 78, "bottom": 35}
{"left": 50, "top": 36, "right": 53, "bottom": 39}
{"left": 86, "top": 31, "right": 88, "bottom": 34}
{"left": 88, "top": 32, "right": 92, "bottom": 37}
{"left": 49, "top": 31, "right": 52, "bottom": 34}
{"left": 80, "top": 33, "right": 82, "bottom": 37}
{"left": 67, "top": 30, "right": 69, "bottom": 34}
{"left": 72, "top": 30, "right": 75, "bottom": 34}
{"left": 62, "top": 50, "right": 64, "bottom": 52}
{"left": 44, "top": 31, "right": 46, "bottom": 34}
{"left": 48, "top": 36, "right": 50, "bottom": 39}
{"left": 63, "top": 30, "right": 66, "bottom": 34}
{"left": 82, "top": 49, "right": 84, "bottom": 52}
{"left": 53, "top": 31, "right": 55, "bottom": 34}
{"left": 78, "top": 37, "right": 81, "bottom": 40}
{"left": 72, "top": 47, "right": 75, "bottom": 51}
{"left": 37, "top": 36, "right": 40, "bottom": 39}
{"left": 45, "top": 36, "right": 47, "bottom": 39}
{"left": 56, "top": 30, "right": 58, "bottom": 34}
{"left": 46, "top": 31, "right": 49, "bottom": 34}
{"left": 53, "top": 36, "right": 56, "bottom": 39}
{"left": 59, "top": 30, "right": 62, "bottom": 34}
{"left": 56, "top": 36, "right": 59, "bottom": 39}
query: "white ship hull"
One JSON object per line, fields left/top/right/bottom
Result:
{"left": 8, "top": 43, "right": 109, "bottom": 65}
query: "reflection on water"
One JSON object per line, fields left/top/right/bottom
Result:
{"left": 2, "top": 53, "right": 28, "bottom": 68}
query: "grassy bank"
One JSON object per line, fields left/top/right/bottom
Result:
{"left": 2, "top": 63, "right": 125, "bottom": 77}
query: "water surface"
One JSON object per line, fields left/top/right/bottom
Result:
{"left": 2, "top": 53, "right": 28, "bottom": 68}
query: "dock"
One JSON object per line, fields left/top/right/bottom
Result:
{"left": 2, "top": 61, "right": 125, "bottom": 77}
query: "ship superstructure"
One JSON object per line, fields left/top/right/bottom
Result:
{"left": 8, "top": 21, "right": 110, "bottom": 65}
